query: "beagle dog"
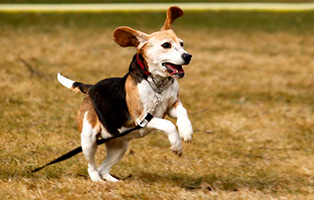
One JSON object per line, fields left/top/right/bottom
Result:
{"left": 57, "top": 6, "right": 193, "bottom": 182}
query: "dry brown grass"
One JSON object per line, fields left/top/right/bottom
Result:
{"left": 1, "top": 12, "right": 314, "bottom": 199}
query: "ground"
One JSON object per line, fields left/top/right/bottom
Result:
{"left": 0, "top": 11, "right": 314, "bottom": 199}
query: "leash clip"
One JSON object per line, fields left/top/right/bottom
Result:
{"left": 138, "top": 113, "right": 154, "bottom": 127}
{"left": 155, "top": 92, "right": 162, "bottom": 104}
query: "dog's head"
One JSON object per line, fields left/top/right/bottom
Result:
{"left": 113, "top": 6, "right": 192, "bottom": 79}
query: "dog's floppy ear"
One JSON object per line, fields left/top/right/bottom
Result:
{"left": 113, "top": 26, "right": 149, "bottom": 48}
{"left": 161, "top": 6, "right": 184, "bottom": 31}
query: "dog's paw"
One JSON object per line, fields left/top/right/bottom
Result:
{"left": 168, "top": 130, "right": 182, "bottom": 156}
{"left": 89, "top": 171, "right": 104, "bottom": 182}
{"left": 171, "top": 145, "right": 183, "bottom": 156}
{"left": 170, "top": 138, "right": 183, "bottom": 156}
{"left": 102, "top": 173, "right": 120, "bottom": 182}
{"left": 182, "top": 133, "right": 193, "bottom": 143}
{"left": 177, "top": 117, "right": 193, "bottom": 143}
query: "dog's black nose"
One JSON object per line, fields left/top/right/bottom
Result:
{"left": 182, "top": 53, "right": 192, "bottom": 64}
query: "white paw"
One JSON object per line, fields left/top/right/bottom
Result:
{"left": 89, "top": 171, "right": 104, "bottom": 182}
{"left": 171, "top": 144, "right": 183, "bottom": 156}
{"left": 102, "top": 173, "right": 120, "bottom": 182}
{"left": 169, "top": 134, "right": 182, "bottom": 156}
{"left": 177, "top": 117, "right": 193, "bottom": 143}
{"left": 164, "top": 122, "right": 183, "bottom": 156}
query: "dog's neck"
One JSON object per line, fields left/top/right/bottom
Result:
{"left": 128, "top": 54, "right": 173, "bottom": 91}
{"left": 136, "top": 54, "right": 149, "bottom": 76}
{"left": 128, "top": 54, "right": 148, "bottom": 84}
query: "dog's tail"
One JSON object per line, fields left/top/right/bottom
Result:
{"left": 57, "top": 73, "right": 93, "bottom": 94}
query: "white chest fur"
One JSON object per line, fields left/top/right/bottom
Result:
{"left": 137, "top": 78, "right": 179, "bottom": 118}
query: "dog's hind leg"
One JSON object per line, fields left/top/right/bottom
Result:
{"left": 98, "top": 138, "right": 129, "bottom": 182}
{"left": 81, "top": 112, "right": 103, "bottom": 182}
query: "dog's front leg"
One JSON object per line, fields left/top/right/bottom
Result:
{"left": 168, "top": 101, "right": 193, "bottom": 142}
{"left": 146, "top": 117, "right": 182, "bottom": 156}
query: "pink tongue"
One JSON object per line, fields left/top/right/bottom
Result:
{"left": 167, "top": 64, "right": 184, "bottom": 76}
{"left": 171, "top": 68, "right": 178, "bottom": 76}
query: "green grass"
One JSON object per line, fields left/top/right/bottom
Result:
{"left": 1, "top": 11, "right": 314, "bottom": 33}
{"left": 1, "top": 11, "right": 314, "bottom": 199}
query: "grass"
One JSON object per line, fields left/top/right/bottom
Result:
{"left": 1, "top": 11, "right": 314, "bottom": 199}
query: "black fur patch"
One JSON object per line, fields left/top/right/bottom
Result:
{"left": 73, "top": 82, "right": 93, "bottom": 94}
{"left": 87, "top": 54, "right": 147, "bottom": 135}
{"left": 128, "top": 54, "right": 148, "bottom": 84}
{"left": 88, "top": 75, "right": 130, "bottom": 135}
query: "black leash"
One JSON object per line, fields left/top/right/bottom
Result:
{"left": 31, "top": 113, "right": 153, "bottom": 173}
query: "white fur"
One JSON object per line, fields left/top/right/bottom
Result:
{"left": 57, "top": 73, "right": 74, "bottom": 89}
{"left": 81, "top": 112, "right": 130, "bottom": 182}
{"left": 172, "top": 103, "right": 193, "bottom": 142}
{"left": 146, "top": 117, "right": 182, "bottom": 155}
{"left": 137, "top": 78, "right": 179, "bottom": 118}
{"left": 158, "top": 38, "right": 188, "bottom": 65}
{"left": 100, "top": 124, "right": 113, "bottom": 139}
{"left": 135, "top": 78, "right": 185, "bottom": 155}
{"left": 98, "top": 138, "right": 129, "bottom": 182}
{"left": 80, "top": 112, "right": 103, "bottom": 182}
{"left": 143, "top": 30, "right": 189, "bottom": 78}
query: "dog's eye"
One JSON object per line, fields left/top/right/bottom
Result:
{"left": 161, "top": 42, "right": 171, "bottom": 49}
{"left": 180, "top": 41, "right": 184, "bottom": 47}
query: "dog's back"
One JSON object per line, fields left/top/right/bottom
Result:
{"left": 88, "top": 75, "right": 133, "bottom": 135}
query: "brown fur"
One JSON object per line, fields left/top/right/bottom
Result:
{"left": 113, "top": 27, "right": 148, "bottom": 48}
{"left": 172, "top": 100, "right": 180, "bottom": 109}
{"left": 161, "top": 6, "right": 184, "bottom": 31}
{"left": 125, "top": 75, "right": 144, "bottom": 121}
{"left": 76, "top": 95, "right": 99, "bottom": 133}
{"left": 72, "top": 87, "right": 82, "bottom": 93}
{"left": 148, "top": 30, "right": 180, "bottom": 43}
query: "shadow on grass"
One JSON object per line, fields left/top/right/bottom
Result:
{"left": 3, "top": 163, "right": 312, "bottom": 195}
{"left": 135, "top": 170, "right": 310, "bottom": 194}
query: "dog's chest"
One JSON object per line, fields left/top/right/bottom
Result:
{"left": 137, "top": 79, "right": 179, "bottom": 118}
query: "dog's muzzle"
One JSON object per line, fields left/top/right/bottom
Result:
{"left": 164, "top": 63, "right": 185, "bottom": 79}
{"left": 163, "top": 53, "right": 192, "bottom": 79}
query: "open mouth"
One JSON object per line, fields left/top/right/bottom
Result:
{"left": 163, "top": 63, "right": 185, "bottom": 78}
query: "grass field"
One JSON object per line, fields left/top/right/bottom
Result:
{"left": 1, "top": 11, "right": 314, "bottom": 199}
